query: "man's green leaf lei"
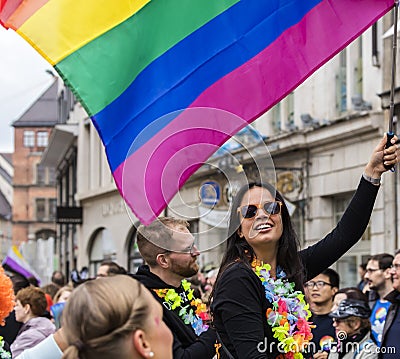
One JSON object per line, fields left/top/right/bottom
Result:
{"left": 155, "top": 279, "right": 208, "bottom": 336}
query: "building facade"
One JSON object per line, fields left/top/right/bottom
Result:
{"left": 11, "top": 80, "right": 59, "bottom": 283}
{"left": 41, "top": 86, "right": 81, "bottom": 277}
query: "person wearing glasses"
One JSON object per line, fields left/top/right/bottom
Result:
{"left": 134, "top": 217, "right": 217, "bottom": 359}
{"left": 379, "top": 249, "right": 400, "bottom": 359}
{"left": 210, "top": 134, "right": 399, "bottom": 359}
{"left": 305, "top": 269, "right": 340, "bottom": 358}
{"left": 363, "top": 253, "right": 394, "bottom": 346}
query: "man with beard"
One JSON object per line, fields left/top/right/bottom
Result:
{"left": 364, "top": 253, "right": 393, "bottom": 346}
{"left": 135, "top": 217, "right": 216, "bottom": 359}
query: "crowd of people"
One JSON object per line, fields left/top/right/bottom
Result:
{"left": 0, "top": 134, "right": 399, "bottom": 358}
{"left": 303, "top": 257, "right": 399, "bottom": 359}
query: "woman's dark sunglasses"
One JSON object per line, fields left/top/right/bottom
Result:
{"left": 237, "top": 201, "right": 282, "bottom": 219}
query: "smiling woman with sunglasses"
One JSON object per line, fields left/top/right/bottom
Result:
{"left": 210, "top": 134, "right": 399, "bottom": 359}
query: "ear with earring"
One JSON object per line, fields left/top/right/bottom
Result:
{"left": 132, "top": 330, "right": 154, "bottom": 358}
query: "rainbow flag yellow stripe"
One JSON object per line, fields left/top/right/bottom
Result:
{"left": 16, "top": 0, "right": 150, "bottom": 64}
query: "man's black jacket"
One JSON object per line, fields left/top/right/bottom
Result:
{"left": 133, "top": 265, "right": 216, "bottom": 359}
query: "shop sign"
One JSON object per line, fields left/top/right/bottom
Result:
{"left": 56, "top": 206, "right": 83, "bottom": 224}
{"left": 199, "top": 181, "right": 221, "bottom": 207}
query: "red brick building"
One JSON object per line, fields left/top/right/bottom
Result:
{"left": 12, "top": 80, "right": 59, "bottom": 245}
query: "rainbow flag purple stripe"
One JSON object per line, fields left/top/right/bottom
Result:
{"left": 0, "top": 0, "right": 393, "bottom": 224}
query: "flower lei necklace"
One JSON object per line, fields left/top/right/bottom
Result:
{"left": 252, "top": 260, "right": 314, "bottom": 359}
{"left": 0, "top": 337, "right": 10, "bottom": 359}
{"left": 155, "top": 279, "right": 209, "bottom": 336}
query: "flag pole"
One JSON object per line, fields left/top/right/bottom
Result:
{"left": 385, "top": 0, "right": 399, "bottom": 170}
{"left": 387, "top": 1, "right": 399, "bottom": 145}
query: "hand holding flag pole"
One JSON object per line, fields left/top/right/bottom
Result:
{"left": 386, "top": 0, "right": 399, "bottom": 170}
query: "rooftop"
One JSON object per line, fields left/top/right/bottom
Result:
{"left": 0, "top": 153, "right": 12, "bottom": 165}
{"left": 12, "top": 80, "right": 59, "bottom": 128}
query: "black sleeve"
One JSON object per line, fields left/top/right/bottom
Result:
{"left": 300, "top": 176, "right": 379, "bottom": 281}
{"left": 171, "top": 328, "right": 217, "bottom": 359}
{"left": 213, "top": 264, "right": 270, "bottom": 359}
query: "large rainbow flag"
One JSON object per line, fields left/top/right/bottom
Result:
{"left": 0, "top": 0, "right": 393, "bottom": 224}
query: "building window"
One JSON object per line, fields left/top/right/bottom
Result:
{"left": 334, "top": 195, "right": 370, "bottom": 241}
{"left": 36, "top": 164, "right": 46, "bottom": 185}
{"left": 271, "top": 103, "right": 282, "bottom": 134}
{"left": 336, "top": 49, "right": 347, "bottom": 113}
{"left": 23, "top": 131, "right": 35, "bottom": 147}
{"left": 49, "top": 199, "right": 57, "bottom": 221}
{"left": 189, "top": 220, "right": 199, "bottom": 241}
{"left": 36, "top": 165, "right": 57, "bottom": 186}
{"left": 336, "top": 255, "right": 357, "bottom": 288}
{"left": 36, "top": 229, "right": 56, "bottom": 240}
{"left": 37, "top": 132, "right": 48, "bottom": 147}
{"left": 35, "top": 198, "right": 57, "bottom": 221}
{"left": 291, "top": 200, "right": 305, "bottom": 247}
{"left": 286, "top": 92, "right": 294, "bottom": 127}
{"left": 354, "top": 38, "right": 363, "bottom": 97}
{"left": 48, "top": 167, "right": 56, "bottom": 186}
{"left": 89, "top": 228, "right": 117, "bottom": 277}
{"left": 128, "top": 231, "right": 144, "bottom": 274}
{"left": 36, "top": 198, "right": 46, "bottom": 221}
{"left": 372, "top": 23, "right": 379, "bottom": 67}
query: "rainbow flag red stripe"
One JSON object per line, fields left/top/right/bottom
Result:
{"left": 0, "top": 0, "right": 393, "bottom": 224}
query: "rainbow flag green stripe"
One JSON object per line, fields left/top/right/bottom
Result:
{"left": 53, "top": 0, "right": 239, "bottom": 115}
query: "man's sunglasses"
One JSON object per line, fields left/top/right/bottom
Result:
{"left": 237, "top": 201, "right": 282, "bottom": 219}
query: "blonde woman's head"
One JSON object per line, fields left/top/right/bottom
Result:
{"left": 53, "top": 285, "right": 73, "bottom": 304}
{"left": 61, "top": 275, "right": 173, "bottom": 359}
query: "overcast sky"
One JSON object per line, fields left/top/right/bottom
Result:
{"left": 0, "top": 27, "right": 55, "bottom": 153}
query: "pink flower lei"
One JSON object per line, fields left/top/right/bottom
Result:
{"left": 252, "top": 262, "right": 314, "bottom": 359}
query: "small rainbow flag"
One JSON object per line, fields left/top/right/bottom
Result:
{"left": 0, "top": 0, "right": 393, "bottom": 224}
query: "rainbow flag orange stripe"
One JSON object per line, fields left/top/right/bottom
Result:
{"left": 0, "top": 0, "right": 393, "bottom": 224}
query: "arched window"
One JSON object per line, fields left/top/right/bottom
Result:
{"left": 36, "top": 229, "right": 56, "bottom": 240}
{"left": 89, "top": 228, "right": 117, "bottom": 276}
